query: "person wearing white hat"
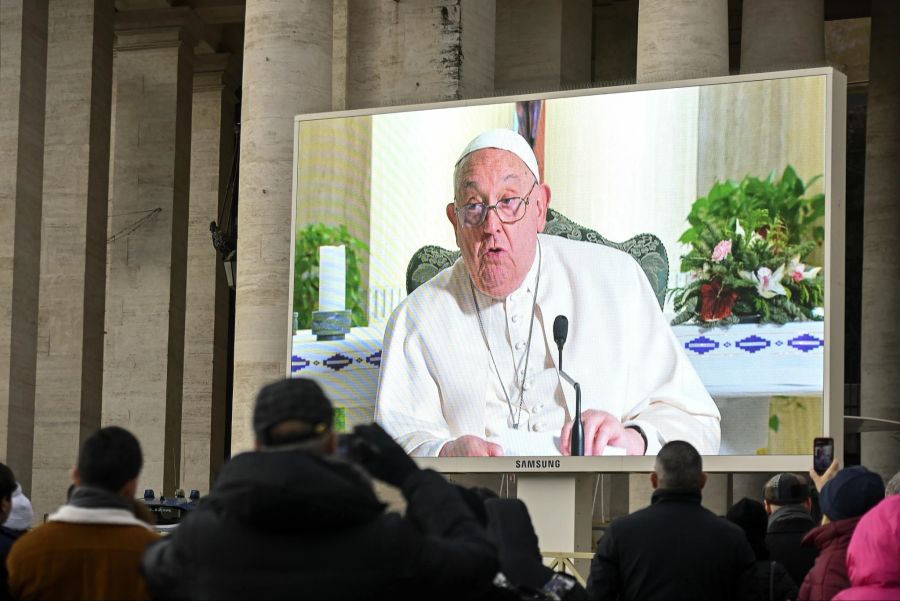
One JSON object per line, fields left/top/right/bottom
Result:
{"left": 375, "top": 129, "right": 720, "bottom": 457}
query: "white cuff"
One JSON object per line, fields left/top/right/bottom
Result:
{"left": 409, "top": 438, "right": 452, "bottom": 457}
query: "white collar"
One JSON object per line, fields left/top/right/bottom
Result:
{"left": 48, "top": 505, "right": 155, "bottom": 531}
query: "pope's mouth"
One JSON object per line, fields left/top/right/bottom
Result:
{"left": 481, "top": 247, "right": 506, "bottom": 259}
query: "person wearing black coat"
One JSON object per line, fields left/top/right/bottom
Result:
{"left": 762, "top": 473, "right": 818, "bottom": 586}
{"left": 141, "top": 379, "right": 499, "bottom": 600}
{"left": 727, "top": 498, "right": 798, "bottom": 601}
{"left": 587, "top": 441, "right": 759, "bottom": 601}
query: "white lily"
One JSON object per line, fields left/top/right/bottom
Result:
{"left": 739, "top": 266, "right": 787, "bottom": 299}
{"left": 735, "top": 219, "right": 746, "bottom": 238}
{"left": 787, "top": 254, "right": 821, "bottom": 282}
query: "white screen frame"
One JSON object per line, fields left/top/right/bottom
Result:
{"left": 289, "top": 67, "right": 847, "bottom": 473}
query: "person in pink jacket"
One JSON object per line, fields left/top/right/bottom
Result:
{"left": 833, "top": 494, "right": 900, "bottom": 601}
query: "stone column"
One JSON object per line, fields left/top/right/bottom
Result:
{"left": 30, "top": 0, "right": 114, "bottom": 522}
{"left": 332, "top": 0, "right": 348, "bottom": 111}
{"left": 231, "top": 0, "right": 332, "bottom": 453}
{"left": 181, "top": 53, "right": 237, "bottom": 495}
{"left": 495, "top": 0, "right": 590, "bottom": 92}
{"left": 861, "top": 0, "right": 900, "bottom": 481}
{"left": 347, "top": 0, "right": 495, "bottom": 108}
{"left": 740, "top": 0, "right": 824, "bottom": 73}
{"left": 592, "top": 0, "right": 638, "bottom": 84}
{"left": 636, "top": 0, "right": 729, "bottom": 82}
{"left": 0, "top": 0, "right": 48, "bottom": 493}
{"left": 103, "top": 9, "right": 198, "bottom": 496}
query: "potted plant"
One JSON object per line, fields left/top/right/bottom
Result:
{"left": 293, "top": 223, "right": 368, "bottom": 330}
{"left": 670, "top": 166, "right": 825, "bottom": 326}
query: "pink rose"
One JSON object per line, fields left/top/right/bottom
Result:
{"left": 711, "top": 240, "right": 732, "bottom": 263}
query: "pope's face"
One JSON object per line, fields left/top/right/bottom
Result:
{"left": 446, "top": 148, "right": 550, "bottom": 298}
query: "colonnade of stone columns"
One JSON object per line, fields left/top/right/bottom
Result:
{"left": 2, "top": 1, "right": 239, "bottom": 520}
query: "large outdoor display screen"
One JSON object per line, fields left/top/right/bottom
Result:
{"left": 290, "top": 69, "right": 845, "bottom": 470}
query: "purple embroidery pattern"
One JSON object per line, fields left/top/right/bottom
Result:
{"left": 684, "top": 336, "right": 720, "bottom": 355}
{"left": 736, "top": 335, "right": 771, "bottom": 354}
{"left": 323, "top": 353, "right": 353, "bottom": 372}
{"left": 788, "top": 333, "right": 824, "bottom": 353}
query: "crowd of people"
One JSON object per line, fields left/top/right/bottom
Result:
{"left": 0, "top": 378, "right": 897, "bottom": 600}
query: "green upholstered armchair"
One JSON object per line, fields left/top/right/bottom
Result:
{"left": 405, "top": 208, "right": 670, "bottom": 309}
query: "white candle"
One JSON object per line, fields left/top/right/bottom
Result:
{"left": 319, "top": 245, "right": 346, "bottom": 312}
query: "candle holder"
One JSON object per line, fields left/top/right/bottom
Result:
{"left": 311, "top": 309, "right": 352, "bottom": 341}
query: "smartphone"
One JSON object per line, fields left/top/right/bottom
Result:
{"left": 813, "top": 437, "right": 834, "bottom": 475}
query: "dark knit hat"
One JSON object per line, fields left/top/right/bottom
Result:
{"left": 726, "top": 497, "right": 769, "bottom": 560}
{"left": 253, "top": 378, "right": 334, "bottom": 446}
{"left": 764, "top": 473, "right": 810, "bottom": 505}
{"left": 819, "top": 465, "right": 885, "bottom": 521}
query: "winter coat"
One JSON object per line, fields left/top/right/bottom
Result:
{"left": 798, "top": 516, "right": 861, "bottom": 601}
{"left": 766, "top": 505, "right": 818, "bottom": 586}
{"left": 484, "top": 498, "right": 587, "bottom": 600}
{"left": 833, "top": 495, "right": 900, "bottom": 601}
{"left": 141, "top": 450, "right": 499, "bottom": 600}
{"left": 6, "top": 506, "right": 160, "bottom": 601}
{"left": 587, "top": 488, "right": 759, "bottom": 601}
{"left": 753, "top": 560, "right": 798, "bottom": 601}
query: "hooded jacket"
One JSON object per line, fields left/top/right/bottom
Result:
{"left": 141, "top": 449, "right": 498, "bottom": 600}
{"left": 798, "top": 516, "right": 860, "bottom": 601}
{"left": 832, "top": 495, "right": 900, "bottom": 601}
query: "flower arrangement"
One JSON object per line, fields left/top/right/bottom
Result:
{"left": 670, "top": 166, "right": 825, "bottom": 326}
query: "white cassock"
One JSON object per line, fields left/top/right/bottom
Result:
{"left": 375, "top": 234, "right": 721, "bottom": 456}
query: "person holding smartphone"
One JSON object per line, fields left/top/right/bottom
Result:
{"left": 798, "top": 464, "right": 885, "bottom": 601}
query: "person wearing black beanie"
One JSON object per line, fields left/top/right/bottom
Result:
{"left": 726, "top": 498, "right": 797, "bottom": 601}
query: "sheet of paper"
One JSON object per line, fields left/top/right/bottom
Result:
{"left": 491, "top": 428, "right": 626, "bottom": 456}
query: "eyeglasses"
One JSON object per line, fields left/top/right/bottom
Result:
{"left": 454, "top": 180, "right": 537, "bottom": 228}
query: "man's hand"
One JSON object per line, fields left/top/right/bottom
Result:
{"left": 561, "top": 410, "right": 645, "bottom": 456}
{"left": 809, "top": 459, "right": 840, "bottom": 492}
{"left": 353, "top": 423, "right": 420, "bottom": 487}
{"left": 439, "top": 435, "right": 504, "bottom": 457}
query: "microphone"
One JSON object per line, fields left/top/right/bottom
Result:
{"left": 553, "top": 315, "right": 568, "bottom": 371}
{"left": 554, "top": 315, "right": 583, "bottom": 456}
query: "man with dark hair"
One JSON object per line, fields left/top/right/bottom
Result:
{"left": 7, "top": 426, "right": 159, "bottom": 601}
{"left": 763, "top": 472, "right": 818, "bottom": 585}
{"left": 586, "top": 440, "right": 758, "bottom": 601}
{"left": 142, "top": 378, "right": 499, "bottom": 600}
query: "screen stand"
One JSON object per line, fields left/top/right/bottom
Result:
{"left": 516, "top": 474, "right": 594, "bottom": 578}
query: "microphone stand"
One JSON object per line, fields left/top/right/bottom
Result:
{"left": 558, "top": 366, "right": 584, "bottom": 456}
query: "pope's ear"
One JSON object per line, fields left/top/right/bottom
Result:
{"left": 536, "top": 184, "right": 551, "bottom": 232}
{"left": 446, "top": 203, "right": 463, "bottom": 248}
{"left": 446, "top": 203, "right": 458, "bottom": 228}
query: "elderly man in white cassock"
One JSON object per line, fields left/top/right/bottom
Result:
{"left": 375, "top": 129, "right": 721, "bottom": 457}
